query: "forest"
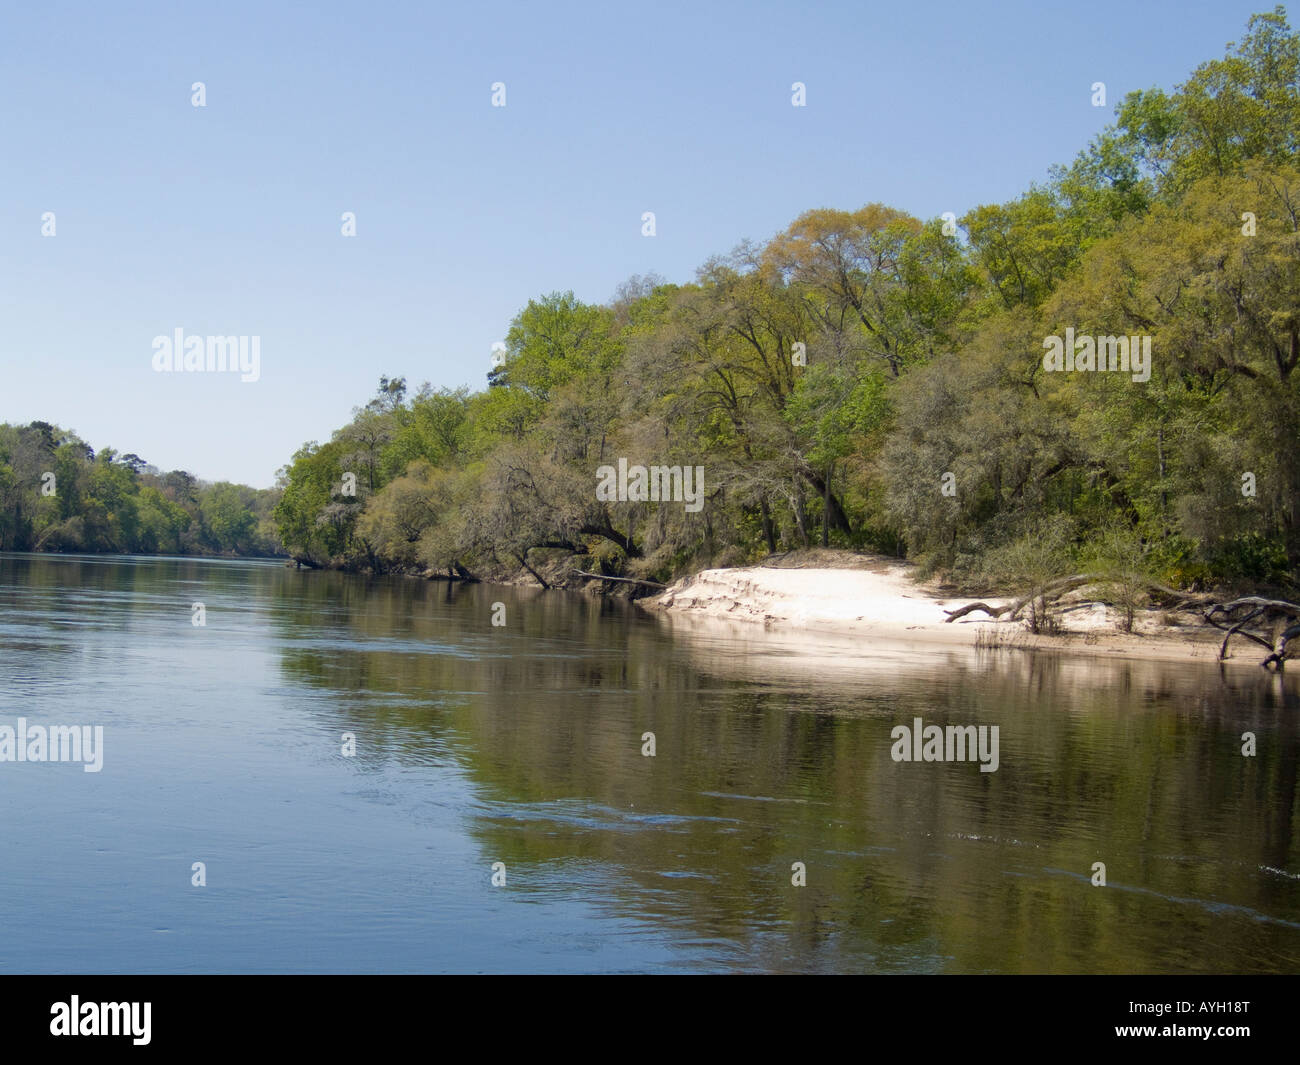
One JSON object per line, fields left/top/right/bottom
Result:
{"left": 274, "top": 11, "right": 1300, "bottom": 594}
{"left": 0, "top": 421, "right": 282, "bottom": 558}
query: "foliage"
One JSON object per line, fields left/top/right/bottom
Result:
{"left": 0, "top": 423, "right": 281, "bottom": 557}
{"left": 270, "top": 12, "right": 1300, "bottom": 592}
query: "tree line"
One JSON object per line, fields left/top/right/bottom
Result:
{"left": 0, "top": 421, "right": 282, "bottom": 558}
{"left": 63, "top": 8, "right": 1292, "bottom": 596}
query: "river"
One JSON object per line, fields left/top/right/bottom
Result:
{"left": 0, "top": 553, "right": 1296, "bottom": 973}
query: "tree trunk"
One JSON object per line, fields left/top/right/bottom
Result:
{"left": 760, "top": 497, "right": 777, "bottom": 553}
{"left": 821, "top": 461, "right": 833, "bottom": 546}
{"left": 515, "top": 550, "right": 550, "bottom": 589}
{"left": 793, "top": 480, "right": 809, "bottom": 547}
{"left": 806, "top": 467, "right": 851, "bottom": 535}
{"left": 578, "top": 522, "right": 639, "bottom": 558}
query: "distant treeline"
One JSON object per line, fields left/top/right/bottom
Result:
{"left": 263, "top": 9, "right": 1296, "bottom": 591}
{"left": 0, "top": 422, "right": 282, "bottom": 558}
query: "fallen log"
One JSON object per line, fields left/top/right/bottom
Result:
{"left": 947, "top": 580, "right": 1300, "bottom": 666}
{"left": 946, "top": 574, "right": 1098, "bottom": 624}
{"left": 514, "top": 552, "right": 551, "bottom": 590}
{"left": 943, "top": 602, "right": 1008, "bottom": 622}
{"left": 1205, "top": 597, "right": 1300, "bottom": 665}
{"left": 574, "top": 571, "right": 666, "bottom": 588}
{"left": 948, "top": 574, "right": 1216, "bottom": 626}
{"left": 1211, "top": 605, "right": 1273, "bottom": 660}
{"left": 1206, "top": 596, "right": 1300, "bottom": 619}
{"left": 1264, "top": 622, "right": 1300, "bottom": 669}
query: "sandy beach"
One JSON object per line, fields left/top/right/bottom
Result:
{"left": 642, "top": 551, "right": 1256, "bottom": 666}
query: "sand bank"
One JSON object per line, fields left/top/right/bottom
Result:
{"left": 641, "top": 554, "right": 1250, "bottom": 666}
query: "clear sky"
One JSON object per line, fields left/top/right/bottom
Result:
{"left": 0, "top": 0, "right": 1280, "bottom": 487}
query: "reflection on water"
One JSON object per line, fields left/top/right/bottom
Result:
{"left": 0, "top": 553, "right": 1296, "bottom": 973}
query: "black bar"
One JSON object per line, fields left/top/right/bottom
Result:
{"left": 1, "top": 975, "right": 1293, "bottom": 1053}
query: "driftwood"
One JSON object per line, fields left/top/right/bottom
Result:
{"left": 946, "top": 574, "right": 1215, "bottom": 624}
{"left": 945, "top": 574, "right": 1102, "bottom": 623}
{"left": 947, "top": 576, "right": 1300, "bottom": 666}
{"left": 574, "top": 571, "right": 666, "bottom": 588}
{"left": 1269, "top": 623, "right": 1300, "bottom": 668}
{"left": 943, "top": 602, "right": 1008, "bottom": 622}
{"left": 1204, "top": 597, "right": 1300, "bottom": 666}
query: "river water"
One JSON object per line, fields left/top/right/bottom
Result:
{"left": 0, "top": 553, "right": 1296, "bottom": 973}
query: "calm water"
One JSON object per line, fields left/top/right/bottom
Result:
{"left": 0, "top": 552, "right": 1297, "bottom": 974}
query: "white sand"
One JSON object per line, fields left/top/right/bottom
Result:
{"left": 642, "top": 557, "right": 1242, "bottom": 665}
{"left": 649, "top": 562, "right": 959, "bottom": 630}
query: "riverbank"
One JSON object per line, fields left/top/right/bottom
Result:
{"left": 641, "top": 550, "right": 1263, "bottom": 666}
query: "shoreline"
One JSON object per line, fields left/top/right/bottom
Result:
{"left": 15, "top": 548, "right": 1276, "bottom": 669}
{"left": 640, "top": 554, "right": 1263, "bottom": 668}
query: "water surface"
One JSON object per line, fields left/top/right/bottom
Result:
{"left": 0, "top": 553, "right": 1296, "bottom": 973}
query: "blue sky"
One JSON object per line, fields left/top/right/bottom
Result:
{"left": 0, "top": 0, "right": 1280, "bottom": 487}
